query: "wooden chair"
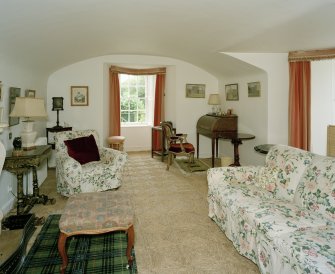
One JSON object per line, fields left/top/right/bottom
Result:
{"left": 161, "top": 122, "right": 195, "bottom": 170}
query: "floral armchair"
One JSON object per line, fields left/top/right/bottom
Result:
{"left": 55, "top": 129, "right": 127, "bottom": 196}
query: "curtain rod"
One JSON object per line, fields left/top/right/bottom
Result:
{"left": 288, "top": 48, "right": 335, "bottom": 62}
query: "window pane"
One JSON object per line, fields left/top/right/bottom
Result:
{"left": 129, "top": 87, "right": 137, "bottom": 96}
{"left": 138, "top": 76, "right": 145, "bottom": 85}
{"left": 129, "top": 111, "right": 137, "bottom": 122}
{"left": 138, "top": 86, "right": 145, "bottom": 97}
{"left": 138, "top": 98, "right": 145, "bottom": 110}
{"left": 129, "top": 98, "right": 137, "bottom": 110}
{"left": 138, "top": 112, "right": 146, "bottom": 122}
{"left": 121, "top": 112, "right": 129, "bottom": 122}
{"left": 120, "top": 99, "right": 129, "bottom": 110}
{"left": 129, "top": 77, "right": 137, "bottom": 85}
{"left": 120, "top": 87, "right": 128, "bottom": 97}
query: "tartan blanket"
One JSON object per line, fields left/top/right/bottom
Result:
{"left": 19, "top": 214, "right": 137, "bottom": 274}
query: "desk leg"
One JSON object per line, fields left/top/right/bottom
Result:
{"left": 16, "top": 173, "right": 25, "bottom": 215}
{"left": 211, "top": 138, "right": 215, "bottom": 168}
{"left": 32, "top": 167, "right": 39, "bottom": 197}
{"left": 231, "top": 139, "right": 242, "bottom": 166}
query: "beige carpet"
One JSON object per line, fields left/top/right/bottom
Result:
{"left": 1, "top": 151, "right": 259, "bottom": 274}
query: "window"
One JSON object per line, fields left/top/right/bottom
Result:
{"left": 120, "top": 74, "right": 155, "bottom": 126}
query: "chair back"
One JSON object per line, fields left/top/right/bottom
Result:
{"left": 55, "top": 129, "right": 100, "bottom": 154}
{"left": 327, "top": 125, "right": 335, "bottom": 157}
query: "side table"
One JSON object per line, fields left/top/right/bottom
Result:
{"left": 3, "top": 145, "right": 55, "bottom": 215}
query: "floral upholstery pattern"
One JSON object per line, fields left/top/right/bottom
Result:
{"left": 208, "top": 145, "right": 335, "bottom": 274}
{"left": 55, "top": 130, "right": 127, "bottom": 196}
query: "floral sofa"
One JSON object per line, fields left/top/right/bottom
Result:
{"left": 55, "top": 130, "right": 127, "bottom": 196}
{"left": 208, "top": 144, "right": 335, "bottom": 274}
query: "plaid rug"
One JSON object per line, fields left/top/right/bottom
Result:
{"left": 19, "top": 214, "right": 137, "bottom": 274}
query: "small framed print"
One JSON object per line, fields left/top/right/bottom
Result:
{"left": 25, "top": 89, "right": 36, "bottom": 98}
{"left": 248, "top": 81, "right": 261, "bottom": 97}
{"left": 71, "top": 86, "right": 89, "bottom": 106}
{"left": 186, "top": 84, "right": 206, "bottom": 98}
{"left": 225, "top": 84, "right": 239, "bottom": 101}
{"left": 9, "top": 87, "right": 21, "bottom": 126}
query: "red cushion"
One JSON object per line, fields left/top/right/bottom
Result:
{"left": 64, "top": 134, "right": 100, "bottom": 165}
{"left": 169, "top": 143, "right": 195, "bottom": 153}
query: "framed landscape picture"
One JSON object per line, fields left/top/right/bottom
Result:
{"left": 248, "top": 82, "right": 261, "bottom": 97}
{"left": 225, "top": 84, "right": 239, "bottom": 101}
{"left": 71, "top": 86, "right": 89, "bottom": 106}
{"left": 186, "top": 84, "right": 205, "bottom": 98}
{"left": 9, "top": 87, "right": 21, "bottom": 126}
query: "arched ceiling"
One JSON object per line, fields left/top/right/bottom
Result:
{"left": 1, "top": 0, "right": 335, "bottom": 77}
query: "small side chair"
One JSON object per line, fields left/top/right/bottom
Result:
{"left": 161, "top": 122, "right": 195, "bottom": 170}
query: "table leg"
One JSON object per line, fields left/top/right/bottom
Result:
{"left": 126, "top": 225, "right": 135, "bottom": 267}
{"left": 16, "top": 173, "right": 25, "bottom": 215}
{"left": 211, "top": 138, "right": 215, "bottom": 168}
{"left": 32, "top": 166, "right": 39, "bottom": 197}
{"left": 58, "top": 232, "right": 68, "bottom": 274}
{"left": 231, "top": 138, "right": 242, "bottom": 166}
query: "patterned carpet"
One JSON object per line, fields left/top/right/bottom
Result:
{"left": 19, "top": 215, "right": 137, "bottom": 274}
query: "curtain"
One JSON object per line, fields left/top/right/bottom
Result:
{"left": 109, "top": 66, "right": 166, "bottom": 149}
{"left": 153, "top": 74, "right": 166, "bottom": 151}
{"left": 109, "top": 69, "right": 121, "bottom": 136}
{"left": 288, "top": 61, "right": 311, "bottom": 150}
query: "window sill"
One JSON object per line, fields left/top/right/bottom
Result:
{"left": 121, "top": 124, "right": 152, "bottom": 128}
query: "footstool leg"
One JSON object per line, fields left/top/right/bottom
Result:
{"left": 58, "top": 232, "right": 68, "bottom": 274}
{"left": 126, "top": 225, "right": 135, "bottom": 267}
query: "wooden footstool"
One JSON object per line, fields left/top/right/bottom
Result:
{"left": 57, "top": 191, "right": 134, "bottom": 274}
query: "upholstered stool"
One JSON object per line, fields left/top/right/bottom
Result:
{"left": 107, "top": 136, "right": 126, "bottom": 151}
{"left": 57, "top": 191, "right": 134, "bottom": 274}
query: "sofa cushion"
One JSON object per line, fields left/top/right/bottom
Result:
{"left": 274, "top": 226, "right": 335, "bottom": 274}
{"left": 266, "top": 145, "right": 313, "bottom": 202}
{"left": 256, "top": 166, "right": 278, "bottom": 193}
{"left": 64, "top": 134, "right": 100, "bottom": 165}
{"left": 294, "top": 156, "right": 335, "bottom": 222}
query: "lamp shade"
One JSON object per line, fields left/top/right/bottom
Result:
{"left": 10, "top": 97, "right": 47, "bottom": 119}
{"left": 208, "top": 93, "right": 221, "bottom": 105}
{"left": 52, "top": 97, "right": 64, "bottom": 111}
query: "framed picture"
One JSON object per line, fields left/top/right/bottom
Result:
{"left": 248, "top": 81, "right": 261, "bottom": 97}
{"left": 9, "top": 87, "right": 21, "bottom": 126}
{"left": 25, "top": 89, "right": 36, "bottom": 98}
{"left": 186, "top": 84, "right": 205, "bottom": 98}
{"left": 71, "top": 86, "right": 89, "bottom": 106}
{"left": 225, "top": 84, "right": 239, "bottom": 101}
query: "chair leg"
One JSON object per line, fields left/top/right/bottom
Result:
{"left": 167, "top": 153, "right": 170, "bottom": 170}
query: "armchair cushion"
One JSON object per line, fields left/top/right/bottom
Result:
{"left": 64, "top": 134, "right": 100, "bottom": 164}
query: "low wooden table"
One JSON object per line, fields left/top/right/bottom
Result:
{"left": 57, "top": 191, "right": 135, "bottom": 274}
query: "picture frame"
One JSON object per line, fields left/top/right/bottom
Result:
{"left": 225, "top": 84, "right": 239, "bottom": 101}
{"left": 185, "top": 84, "right": 206, "bottom": 98}
{"left": 248, "top": 81, "right": 261, "bottom": 97}
{"left": 71, "top": 86, "right": 89, "bottom": 106}
{"left": 25, "top": 89, "right": 36, "bottom": 98}
{"left": 9, "top": 87, "right": 21, "bottom": 126}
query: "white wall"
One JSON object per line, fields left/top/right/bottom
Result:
{"left": 217, "top": 53, "right": 288, "bottom": 165}
{"left": 311, "top": 60, "right": 335, "bottom": 155}
{"left": 48, "top": 55, "right": 218, "bottom": 155}
{"left": 0, "top": 58, "right": 48, "bottom": 214}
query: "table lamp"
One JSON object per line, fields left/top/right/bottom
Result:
{"left": 52, "top": 97, "right": 64, "bottom": 129}
{"left": 10, "top": 97, "right": 47, "bottom": 150}
{"left": 208, "top": 93, "right": 221, "bottom": 114}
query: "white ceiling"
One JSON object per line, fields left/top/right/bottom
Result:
{"left": 1, "top": 0, "right": 335, "bottom": 77}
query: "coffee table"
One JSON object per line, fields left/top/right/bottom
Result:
{"left": 57, "top": 191, "right": 134, "bottom": 274}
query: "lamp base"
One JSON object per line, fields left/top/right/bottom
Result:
{"left": 21, "top": 121, "right": 37, "bottom": 150}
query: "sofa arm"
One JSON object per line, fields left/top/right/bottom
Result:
{"left": 99, "top": 147, "right": 127, "bottom": 171}
{"left": 56, "top": 153, "right": 82, "bottom": 179}
{"left": 207, "top": 166, "right": 262, "bottom": 187}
